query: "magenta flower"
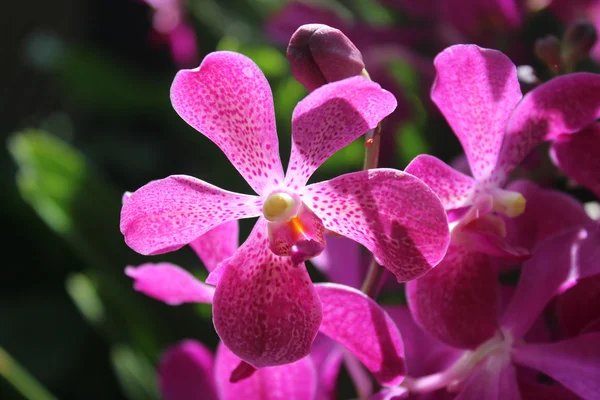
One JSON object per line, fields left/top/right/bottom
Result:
{"left": 399, "top": 225, "right": 600, "bottom": 399}
{"left": 120, "top": 51, "right": 450, "bottom": 367}
{"left": 406, "top": 44, "right": 600, "bottom": 260}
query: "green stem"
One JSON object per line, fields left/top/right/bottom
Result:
{"left": 0, "top": 348, "right": 58, "bottom": 400}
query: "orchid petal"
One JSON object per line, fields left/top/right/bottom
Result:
{"left": 315, "top": 283, "right": 406, "bottom": 387}
{"left": 310, "top": 334, "right": 344, "bottom": 400}
{"left": 518, "top": 379, "right": 579, "bottom": 400}
{"left": 405, "top": 155, "right": 476, "bottom": 211}
{"left": 158, "top": 340, "right": 218, "bottom": 400}
{"left": 120, "top": 175, "right": 261, "bottom": 255}
{"left": 385, "top": 306, "right": 462, "bottom": 376}
{"left": 406, "top": 244, "right": 498, "bottom": 349}
{"left": 214, "top": 342, "right": 317, "bottom": 400}
{"left": 556, "top": 275, "right": 600, "bottom": 337}
{"left": 170, "top": 51, "right": 284, "bottom": 194}
{"left": 212, "top": 218, "right": 322, "bottom": 367}
{"left": 302, "top": 169, "right": 450, "bottom": 282}
{"left": 189, "top": 220, "right": 239, "bottom": 272}
{"left": 285, "top": 76, "right": 397, "bottom": 188}
{"left": 310, "top": 234, "right": 366, "bottom": 289}
{"left": 505, "top": 180, "right": 590, "bottom": 252}
{"left": 501, "top": 226, "right": 599, "bottom": 339}
{"left": 513, "top": 333, "right": 600, "bottom": 400}
{"left": 497, "top": 73, "right": 600, "bottom": 182}
{"left": 371, "top": 386, "right": 409, "bottom": 400}
{"left": 431, "top": 45, "right": 522, "bottom": 181}
{"left": 125, "top": 263, "right": 214, "bottom": 305}
{"left": 551, "top": 124, "right": 600, "bottom": 199}
{"left": 455, "top": 354, "right": 518, "bottom": 400}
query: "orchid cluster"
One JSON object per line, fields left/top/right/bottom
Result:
{"left": 120, "top": 17, "right": 600, "bottom": 400}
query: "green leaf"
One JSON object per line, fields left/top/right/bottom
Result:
{"left": 111, "top": 346, "right": 159, "bottom": 400}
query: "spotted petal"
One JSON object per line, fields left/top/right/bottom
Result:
{"left": 120, "top": 175, "right": 261, "bottom": 255}
{"left": 405, "top": 155, "right": 476, "bottom": 211}
{"left": 316, "top": 283, "right": 406, "bottom": 387}
{"left": 212, "top": 218, "right": 322, "bottom": 368}
{"left": 497, "top": 73, "right": 600, "bottom": 183}
{"left": 301, "top": 169, "right": 450, "bottom": 282}
{"left": 158, "top": 340, "right": 218, "bottom": 400}
{"left": 125, "top": 263, "right": 214, "bottom": 305}
{"left": 170, "top": 51, "right": 284, "bottom": 195}
{"left": 431, "top": 45, "right": 522, "bottom": 181}
{"left": 189, "top": 220, "right": 239, "bottom": 272}
{"left": 551, "top": 124, "right": 600, "bottom": 199}
{"left": 214, "top": 342, "right": 316, "bottom": 400}
{"left": 285, "top": 76, "right": 397, "bottom": 188}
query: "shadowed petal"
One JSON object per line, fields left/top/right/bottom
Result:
{"left": 556, "top": 275, "right": 600, "bottom": 337}
{"left": 385, "top": 306, "right": 462, "bottom": 376}
{"left": 212, "top": 218, "right": 322, "bottom": 367}
{"left": 405, "top": 155, "right": 476, "bottom": 210}
{"left": 285, "top": 76, "right": 397, "bottom": 188}
{"left": 505, "top": 180, "right": 590, "bottom": 252}
{"left": 125, "top": 263, "right": 214, "bottom": 305}
{"left": 158, "top": 340, "right": 218, "bottom": 400}
{"left": 431, "top": 45, "right": 522, "bottom": 181}
{"left": 513, "top": 333, "right": 600, "bottom": 400}
{"left": 170, "top": 51, "right": 284, "bottom": 195}
{"left": 497, "top": 73, "right": 600, "bottom": 183}
{"left": 214, "top": 342, "right": 316, "bottom": 400}
{"left": 310, "top": 234, "right": 366, "bottom": 289}
{"left": 315, "top": 283, "right": 406, "bottom": 387}
{"left": 189, "top": 220, "right": 239, "bottom": 272}
{"left": 406, "top": 244, "right": 498, "bottom": 349}
{"left": 501, "top": 226, "right": 600, "bottom": 339}
{"left": 301, "top": 169, "right": 450, "bottom": 282}
{"left": 310, "top": 334, "right": 344, "bottom": 400}
{"left": 551, "top": 124, "right": 600, "bottom": 198}
{"left": 120, "top": 175, "right": 261, "bottom": 255}
{"left": 455, "top": 354, "right": 518, "bottom": 400}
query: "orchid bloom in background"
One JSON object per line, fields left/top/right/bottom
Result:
{"left": 142, "top": 0, "right": 199, "bottom": 67}
{"left": 406, "top": 44, "right": 600, "bottom": 260}
{"left": 120, "top": 50, "right": 451, "bottom": 368}
{"left": 127, "top": 221, "right": 409, "bottom": 398}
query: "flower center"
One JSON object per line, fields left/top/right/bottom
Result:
{"left": 490, "top": 188, "right": 526, "bottom": 218}
{"left": 262, "top": 192, "right": 300, "bottom": 222}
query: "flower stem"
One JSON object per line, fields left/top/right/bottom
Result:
{"left": 362, "top": 123, "right": 382, "bottom": 170}
{"left": 360, "top": 258, "right": 386, "bottom": 298}
{"left": 0, "top": 348, "right": 58, "bottom": 400}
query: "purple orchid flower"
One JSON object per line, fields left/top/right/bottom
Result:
{"left": 399, "top": 223, "right": 600, "bottom": 399}
{"left": 120, "top": 51, "right": 450, "bottom": 367}
{"left": 406, "top": 44, "right": 600, "bottom": 260}
{"left": 127, "top": 220, "right": 408, "bottom": 387}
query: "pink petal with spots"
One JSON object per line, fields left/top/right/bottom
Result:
{"left": 285, "top": 76, "right": 397, "bottom": 188}
{"left": 513, "top": 333, "right": 600, "bottom": 400}
{"left": 214, "top": 342, "right": 317, "bottom": 400}
{"left": 189, "top": 220, "right": 239, "bottom": 272}
{"left": 315, "top": 283, "right": 406, "bottom": 387}
{"left": 301, "top": 169, "right": 450, "bottom": 282}
{"left": 406, "top": 244, "right": 498, "bottom": 349}
{"left": 158, "top": 340, "right": 218, "bottom": 400}
{"left": 120, "top": 175, "right": 261, "bottom": 255}
{"left": 497, "top": 73, "right": 600, "bottom": 183}
{"left": 455, "top": 354, "right": 519, "bottom": 400}
{"left": 505, "top": 180, "right": 590, "bottom": 252}
{"left": 551, "top": 124, "right": 600, "bottom": 199}
{"left": 212, "top": 218, "right": 322, "bottom": 368}
{"left": 385, "top": 306, "right": 462, "bottom": 376}
{"left": 405, "top": 155, "right": 476, "bottom": 211}
{"left": 125, "top": 263, "right": 214, "bottom": 305}
{"left": 170, "top": 51, "right": 284, "bottom": 195}
{"left": 501, "top": 226, "right": 599, "bottom": 339}
{"left": 431, "top": 45, "right": 522, "bottom": 181}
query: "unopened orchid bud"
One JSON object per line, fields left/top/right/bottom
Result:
{"left": 562, "top": 20, "right": 598, "bottom": 68}
{"left": 286, "top": 24, "right": 366, "bottom": 92}
{"left": 534, "top": 34, "right": 562, "bottom": 74}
